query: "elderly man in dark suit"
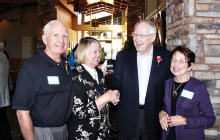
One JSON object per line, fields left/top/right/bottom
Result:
{"left": 112, "top": 20, "right": 172, "bottom": 140}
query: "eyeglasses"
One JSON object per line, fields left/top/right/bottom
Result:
{"left": 132, "top": 33, "right": 152, "bottom": 39}
{"left": 171, "top": 59, "right": 188, "bottom": 64}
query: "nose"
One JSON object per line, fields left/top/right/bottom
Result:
{"left": 58, "top": 35, "right": 67, "bottom": 43}
{"left": 174, "top": 61, "right": 183, "bottom": 67}
{"left": 59, "top": 36, "right": 65, "bottom": 43}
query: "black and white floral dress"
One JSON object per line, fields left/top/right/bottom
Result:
{"left": 67, "top": 65, "right": 110, "bottom": 140}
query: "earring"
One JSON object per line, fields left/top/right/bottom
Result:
{"left": 188, "top": 70, "right": 191, "bottom": 74}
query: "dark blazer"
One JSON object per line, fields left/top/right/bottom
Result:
{"left": 161, "top": 77, "right": 216, "bottom": 140}
{"left": 67, "top": 65, "right": 110, "bottom": 140}
{"left": 112, "top": 46, "right": 171, "bottom": 140}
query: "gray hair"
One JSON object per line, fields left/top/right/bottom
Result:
{"left": 43, "top": 20, "right": 68, "bottom": 36}
{"left": 134, "top": 20, "right": 156, "bottom": 35}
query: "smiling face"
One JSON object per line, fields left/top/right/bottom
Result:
{"left": 42, "top": 22, "right": 68, "bottom": 59}
{"left": 133, "top": 22, "right": 156, "bottom": 56}
{"left": 85, "top": 42, "right": 101, "bottom": 69}
{"left": 171, "top": 51, "right": 193, "bottom": 81}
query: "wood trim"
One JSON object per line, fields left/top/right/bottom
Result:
{"left": 145, "top": 1, "right": 166, "bottom": 20}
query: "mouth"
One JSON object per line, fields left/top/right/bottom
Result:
{"left": 94, "top": 58, "right": 100, "bottom": 62}
{"left": 173, "top": 68, "right": 181, "bottom": 72}
{"left": 135, "top": 43, "right": 143, "bottom": 47}
{"left": 56, "top": 45, "right": 65, "bottom": 48}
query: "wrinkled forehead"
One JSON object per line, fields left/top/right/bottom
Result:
{"left": 49, "top": 22, "right": 68, "bottom": 34}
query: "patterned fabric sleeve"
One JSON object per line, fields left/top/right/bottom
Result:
{"left": 72, "top": 75, "right": 100, "bottom": 120}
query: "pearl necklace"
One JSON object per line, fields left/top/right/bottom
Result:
{"left": 172, "top": 80, "right": 183, "bottom": 97}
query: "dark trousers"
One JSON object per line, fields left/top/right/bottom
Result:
{"left": 0, "top": 107, "right": 13, "bottom": 140}
{"left": 132, "top": 108, "right": 148, "bottom": 140}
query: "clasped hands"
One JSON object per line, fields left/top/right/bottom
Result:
{"left": 107, "top": 90, "right": 120, "bottom": 105}
{"left": 159, "top": 111, "right": 187, "bottom": 131}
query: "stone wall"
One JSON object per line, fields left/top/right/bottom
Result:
{"left": 166, "top": 0, "right": 220, "bottom": 139}
{"left": 36, "top": 0, "right": 58, "bottom": 52}
{"left": 127, "top": 0, "right": 145, "bottom": 41}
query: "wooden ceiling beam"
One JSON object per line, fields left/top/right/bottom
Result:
{"left": 0, "top": 0, "right": 37, "bottom": 3}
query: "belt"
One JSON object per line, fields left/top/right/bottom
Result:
{"left": 139, "top": 105, "right": 145, "bottom": 109}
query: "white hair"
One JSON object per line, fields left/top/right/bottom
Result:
{"left": 134, "top": 20, "right": 156, "bottom": 34}
{"left": 43, "top": 20, "right": 68, "bottom": 36}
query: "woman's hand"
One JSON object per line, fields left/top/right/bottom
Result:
{"left": 168, "top": 115, "right": 187, "bottom": 127}
{"left": 95, "top": 90, "right": 120, "bottom": 110}
{"left": 159, "top": 111, "right": 170, "bottom": 131}
{"left": 106, "top": 90, "right": 120, "bottom": 104}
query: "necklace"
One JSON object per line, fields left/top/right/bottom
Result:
{"left": 172, "top": 80, "right": 183, "bottom": 97}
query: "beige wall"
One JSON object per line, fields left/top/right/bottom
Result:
{"left": 0, "top": 5, "right": 37, "bottom": 59}
{"left": 57, "top": 4, "right": 73, "bottom": 29}
{"left": 57, "top": 4, "right": 78, "bottom": 51}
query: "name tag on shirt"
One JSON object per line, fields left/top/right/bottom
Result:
{"left": 180, "top": 89, "right": 194, "bottom": 100}
{"left": 47, "top": 76, "right": 60, "bottom": 85}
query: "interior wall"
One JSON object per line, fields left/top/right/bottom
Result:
{"left": 146, "top": 0, "right": 165, "bottom": 19}
{"left": 0, "top": 5, "right": 37, "bottom": 59}
{"left": 57, "top": 4, "right": 73, "bottom": 29}
{"left": 57, "top": 4, "right": 78, "bottom": 50}
{"left": 146, "top": 0, "right": 157, "bottom": 16}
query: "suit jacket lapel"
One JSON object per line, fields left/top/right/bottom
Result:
{"left": 130, "top": 48, "right": 139, "bottom": 96}
{"left": 96, "top": 67, "right": 106, "bottom": 92}
{"left": 176, "top": 77, "right": 192, "bottom": 113}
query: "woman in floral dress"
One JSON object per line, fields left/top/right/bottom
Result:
{"left": 67, "top": 37, "right": 120, "bottom": 140}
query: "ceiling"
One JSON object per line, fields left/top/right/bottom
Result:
{"left": 67, "top": 0, "right": 128, "bottom": 24}
{"left": 86, "top": 0, "right": 127, "bottom": 16}
{"left": 0, "top": 0, "right": 128, "bottom": 25}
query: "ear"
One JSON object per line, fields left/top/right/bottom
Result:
{"left": 151, "top": 34, "right": 156, "bottom": 43}
{"left": 188, "top": 63, "right": 194, "bottom": 71}
{"left": 42, "top": 35, "right": 47, "bottom": 45}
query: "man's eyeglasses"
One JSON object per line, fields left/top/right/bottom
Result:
{"left": 132, "top": 33, "right": 153, "bottom": 39}
{"left": 171, "top": 59, "right": 188, "bottom": 64}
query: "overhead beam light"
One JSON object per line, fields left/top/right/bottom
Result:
{"left": 87, "top": 0, "right": 114, "bottom": 5}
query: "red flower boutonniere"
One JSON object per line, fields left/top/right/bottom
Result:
{"left": 65, "top": 60, "right": 69, "bottom": 75}
{"left": 156, "top": 56, "right": 163, "bottom": 67}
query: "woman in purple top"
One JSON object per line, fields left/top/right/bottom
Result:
{"left": 159, "top": 46, "right": 215, "bottom": 140}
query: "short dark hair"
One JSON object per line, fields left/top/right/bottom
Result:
{"left": 170, "top": 46, "right": 196, "bottom": 67}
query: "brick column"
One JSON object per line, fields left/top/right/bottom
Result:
{"left": 166, "top": 0, "right": 220, "bottom": 139}
{"left": 36, "top": 0, "right": 58, "bottom": 52}
{"left": 127, "top": 0, "right": 145, "bottom": 41}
